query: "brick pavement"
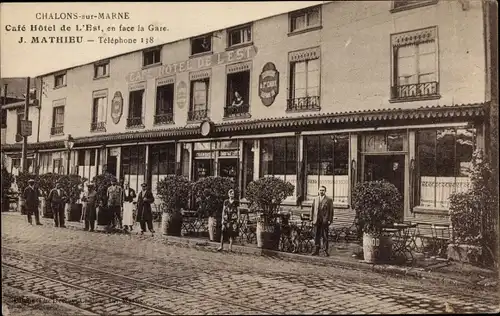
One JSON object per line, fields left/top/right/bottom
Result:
{"left": 2, "top": 213, "right": 499, "bottom": 315}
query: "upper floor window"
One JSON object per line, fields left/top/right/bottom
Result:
{"left": 16, "top": 109, "right": 24, "bottom": 140}
{"left": 155, "top": 77, "right": 175, "bottom": 125}
{"left": 91, "top": 90, "right": 107, "bottom": 132}
{"left": 288, "top": 47, "right": 321, "bottom": 112}
{"left": 289, "top": 6, "right": 321, "bottom": 33}
{"left": 94, "top": 61, "right": 109, "bottom": 79}
{"left": 1, "top": 109, "right": 7, "bottom": 128}
{"left": 143, "top": 47, "right": 161, "bottom": 67}
{"left": 188, "top": 71, "right": 211, "bottom": 121}
{"left": 191, "top": 34, "right": 212, "bottom": 55}
{"left": 51, "top": 106, "right": 65, "bottom": 135}
{"left": 391, "top": 0, "right": 438, "bottom": 12}
{"left": 127, "top": 84, "right": 145, "bottom": 128}
{"left": 391, "top": 27, "right": 439, "bottom": 102}
{"left": 228, "top": 25, "right": 252, "bottom": 47}
{"left": 225, "top": 62, "right": 251, "bottom": 118}
{"left": 54, "top": 72, "right": 66, "bottom": 88}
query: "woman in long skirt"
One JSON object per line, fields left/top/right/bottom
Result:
{"left": 217, "top": 189, "right": 239, "bottom": 252}
{"left": 122, "top": 181, "right": 136, "bottom": 231}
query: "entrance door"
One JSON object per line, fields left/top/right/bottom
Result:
{"left": 219, "top": 158, "right": 238, "bottom": 184}
{"left": 364, "top": 154, "right": 405, "bottom": 199}
{"left": 107, "top": 156, "right": 117, "bottom": 177}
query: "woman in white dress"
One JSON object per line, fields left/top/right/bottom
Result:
{"left": 122, "top": 181, "right": 136, "bottom": 232}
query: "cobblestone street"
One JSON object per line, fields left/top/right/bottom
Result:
{"left": 2, "top": 213, "right": 498, "bottom": 315}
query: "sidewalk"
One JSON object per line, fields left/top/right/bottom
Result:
{"left": 6, "top": 212, "right": 498, "bottom": 290}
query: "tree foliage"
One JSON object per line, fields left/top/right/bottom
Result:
{"left": 245, "top": 177, "right": 294, "bottom": 223}
{"left": 192, "top": 176, "right": 236, "bottom": 217}
{"left": 156, "top": 175, "right": 192, "bottom": 213}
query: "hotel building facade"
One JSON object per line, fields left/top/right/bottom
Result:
{"left": 2, "top": 0, "right": 497, "bottom": 225}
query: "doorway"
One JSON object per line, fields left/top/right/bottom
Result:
{"left": 363, "top": 154, "right": 405, "bottom": 199}
{"left": 219, "top": 158, "right": 238, "bottom": 184}
{"left": 106, "top": 156, "right": 117, "bottom": 177}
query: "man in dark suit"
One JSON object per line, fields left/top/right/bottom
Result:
{"left": 310, "top": 185, "right": 334, "bottom": 256}
{"left": 137, "top": 183, "right": 155, "bottom": 235}
{"left": 48, "top": 181, "right": 68, "bottom": 228}
{"left": 23, "top": 179, "right": 42, "bottom": 225}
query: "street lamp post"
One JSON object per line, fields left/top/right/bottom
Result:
{"left": 64, "top": 134, "right": 75, "bottom": 175}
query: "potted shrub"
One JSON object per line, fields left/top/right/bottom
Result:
{"left": 156, "top": 175, "right": 192, "bottom": 236}
{"left": 352, "top": 180, "right": 402, "bottom": 263}
{"left": 1, "top": 167, "right": 14, "bottom": 212}
{"left": 59, "top": 174, "right": 86, "bottom": 222}
{"left": 245, "top": 177, "right": 294, "bottom": 250}
{"left": 192, "top": 176, "right": 236, "bottom": 241}
{"left": 448, "top": 150, "right": 498, "bottom": 268}
{"left": 92, "top": 172, "right": 117, "bottom": 228}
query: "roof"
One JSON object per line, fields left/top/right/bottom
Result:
{"left": 0, "top": 103, "right": 486, "bottom": 153}
{"left": 36, "top": 2, "right": 325, "bottom": 78}
{"left": 0, "top": 78, "right": 38, "bottom": 101}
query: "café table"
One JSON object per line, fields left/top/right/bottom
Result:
{"left": 382, "top": 222, "right": 418, "bottom": 262}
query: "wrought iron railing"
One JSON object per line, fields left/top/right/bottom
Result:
{"left": 287, "top": 96, "right": 321, "bottom": 112}
{"left": 391, "top": 81, "right": 439, "bottom": 100}
{"left": 224, "top": 104, "right": 250, "bottom": 118}
{"left": 90, "top": 121, "right": 106, "bottom": 132}
{"left": 187, "top": 109, "right": 208, "bottom": 121}
{"left": 50, "top": 126, "right": 64, "bottom": 135}
{"left": 126, "top": 117, "right": 144, "bottom": 128}
{"left": 154, "top": 113, "right": 174, "bottom": 125}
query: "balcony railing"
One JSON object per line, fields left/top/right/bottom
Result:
{"left": 50, "top": 126, "right": 64, "bottom": 135}
{"left": 391, "top": 81, "right": 439, "bottom": 101}
{"left": 287, "top": 96, "right": 321, "bottom": 112}
{"left": 126, "top": 117, "right": 144, "bottom": 128}
{"left": 224, "top": 104, "right": 250, "bottom": 118}
{"left": 154, "top": 113, "right": 174, "bottom": 125}
{"left": 187, "top": 109, "right": 208, "bottom": 121}
{"left": 90, "top": 121, "right": 106, "bottom": 132}
{"left": 393, "top": 0, "right": 437, "bottom": 10}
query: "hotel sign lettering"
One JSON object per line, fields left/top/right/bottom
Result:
{"left": 127, "top": 45, "right": 258, "bottom": 83}
{"left": 259, "top": 62, "right": 279, "bottom": 107}
{"left": 111, "top": 91, "right": 123, "bottom": 124}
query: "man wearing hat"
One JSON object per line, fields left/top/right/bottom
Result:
{"left": 107, "top": 178, "right": 124, "bottom": 230}
{"left": 82, "top": 183, "right": 98, "bottom": 232}
{"left": 47, "top": 181, "right": 68, "bottom": 228}
{"left": 22, "top": 179, "right": 42, "bottom": 225}
{"left": 136, "top": 183, "right": 155, "bottom": 235}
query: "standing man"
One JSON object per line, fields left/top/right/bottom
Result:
{"left": 48, "top": 181, "right": 67, "bottom": 228}
{"left": 82, "top": 183, "right": 97, "bottom": 232}
{"left": 310, "top": 185, "right": 334, "bottom": 256}
{"left": 107, "top": 178, "right": 123, "bottom": 230}
{"left": 137, "top": 183, "right": 155, "bottom": 235}
{"left": 23, "top": 179, "right": 42, "bottom": 225}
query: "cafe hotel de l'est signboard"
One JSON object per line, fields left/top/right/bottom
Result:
{"left": 126, "top": 45, "right": 258, "bottom": 83}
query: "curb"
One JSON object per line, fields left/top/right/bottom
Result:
{"left": 5, "top": 212, "right": 497, "bottom": 289}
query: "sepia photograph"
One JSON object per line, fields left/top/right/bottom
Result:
{"left": 1, "top": 1, "right": 498, "bottom": 315}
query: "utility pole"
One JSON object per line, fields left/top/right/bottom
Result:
{"left": 20, "top": 77, "right": 30, "bottom": 172}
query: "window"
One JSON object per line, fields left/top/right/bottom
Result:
{"left": 260, "top": 137, "right": 297, "bottom": 201}
{"left": 127, "top": 89, "right": 145, "bottom": 127}
{"left": 191, "top": 35, "right": 212, "bottom": 55}
{"left": 94, "top": 62, "right": 109, "bottom": 78}
{"left": 1, "top": 109, "right": 6, "bottom": 128}
{"left": 16, "top": 110, "right": 24, "bottom": 139}
{"left": 392, "top": 0, "right": 438, "bottom": 12}
{"left": 120, "top": 145, "right": 146, "bottom": 193}
{"left": 154, "top": 83, "right": 174, "bottom": 124}
{"left": 91, "top": 93, "right": 107, "bottom": 132}
{"left": 188, "top": 78, "right": 210, "bottom": 121}
{"left": 54, "top": 73, "right": 66, "bottom": 88}
{"left": 288, "top": 50, "right": 320, "bottom": 111}
{"left": 391, "top": 27, "right": 439, "bottom": 101}
{"left": 77, "top": 149, "right": 97, "bottom": 181}
{"left": 228, "top": 25, "right": 252, "bottom": 47}
{"left": 304, "top": 134, "right": 349, "bottom": 205}
{"left": 51, "top": 106, "right": 64, "bottom": 135}
{"left": 53, "top": 158, "right": 63, "bottom": 174}
{"left": 150, "top": 143, "right": 176, "bottom": 198}
{"left": 416, "top": 127, "right": 476, "bottom": 209}
{"left": 143, "top": 48, "right": 161, "bottom": 67}
{"left": 289, "top": 6, "right": 321, "bottom": 33}
{"left": 225, "top": 63, "right": 251, "bottom": 117}
{"left": 242, "top": 140, "right": 254, "bottom": 197}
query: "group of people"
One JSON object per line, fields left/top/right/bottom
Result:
{"left": 22, "top": 178, "right": 157, "bottom": 235}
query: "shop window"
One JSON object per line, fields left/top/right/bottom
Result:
{"left": 143, "top": 47, "right": 161, "bottom": 67}
{"left": 391, "top": 27, "right": 439, "bottom": 101}
{"left": 191, "top": 35, "right": 212, "bottom": 55}
{"left": 121, "top": 145, "right": 146, "bottom": 193}
{"left": 304, "top": 134, "right": 349, "bottom": 205}
{"left": 94, "top": 61, "right": 109, "bottom": 78}
{"left": 16, "top": 110, "right": 24, "bottom": 140}
{"left": 53, "top": 158, "right": 63, "bottom": 174}
{"left": 225, "top": 70, "right": 250, "bottom": 117}
{"left": 127, "top": 89, "right": 145, "bottom": 127}
{"left": 228, "top": 25, "right": 252, "bottom": 47}
{"left": 91, "top": 94, "right": 107, "bottom": 132}
{"left": 416, "top": 127, "right": 476, "bottom": 209}
{"left": 188, "top": 79, "right": 210, "bottom": 121}
{"left": 260, "top": 137, "right": 297, "bottom": 200}
{"left": 289, "top": 6, "right": 321, "bottom": 33}
{"left": 288, "top": 57, "right": 320, "bottom": 111}
{"left": 51, "top": 106, "right": 65, "bottom": 135}
{"left": 242, "top": 140, "right": 254, "bottom": 198}
{"left": 54, "top": 72, "right": 66, "bottom": 88}
{"left": 154, "top": 83, "right": 174, "bottom": 124}
{"left": 150, "top": 143, "right": 176, "bottom": 198}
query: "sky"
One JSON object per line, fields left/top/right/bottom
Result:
{"left": 0, "top": 1, "right": 326, "bottom": 78}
